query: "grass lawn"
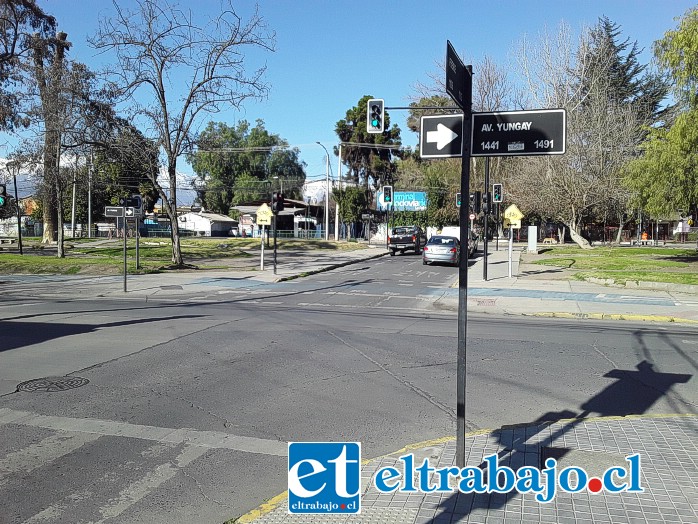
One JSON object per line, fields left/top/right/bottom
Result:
{"left": 0, "top": 237, "right": 371, "bottom": 275}
{"left": 530, "top": 246, "right": 698, "bottom": 286}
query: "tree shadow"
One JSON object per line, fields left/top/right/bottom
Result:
{"left": 429, "top": 360, "right": 692, "bottom": 521}
{"left": 0, "top": 315, "right": 209, "bottom": 353}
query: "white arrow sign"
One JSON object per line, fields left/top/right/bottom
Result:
{"left": 427, "top": 123, "right": 459, "bottom": 150}
{"left": 420, "top": 114, "right": 463, "bottom": 159}
{"left": 125, "top": 207, "right": 135, "bottom": 217}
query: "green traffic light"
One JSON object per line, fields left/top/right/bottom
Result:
{"left": 371, "top": 118, "right": 380, "bottom": 127}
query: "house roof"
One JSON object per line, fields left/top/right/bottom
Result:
{"left": 178, "top": 211, "right": 238, "bottom": 223}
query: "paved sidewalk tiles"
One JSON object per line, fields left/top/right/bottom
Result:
{"left": 244, "top": 415, "right": 698, "bottom": 524}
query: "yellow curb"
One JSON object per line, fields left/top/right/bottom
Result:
{"left": 530, "top": 312, "right": 698, "bottom": 324}
{"left": 230, "top": 413, "right": 697, "bottom": 522}
{"left": 234, "top": 491, "right": 288, "bottom": 523}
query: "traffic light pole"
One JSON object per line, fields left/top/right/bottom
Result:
{"left": 273, "top": 213, "right": 278, "bottom": 275}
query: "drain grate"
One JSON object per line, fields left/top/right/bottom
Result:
{"left": 16, "top": 376, "right": 89, "bottom": 393}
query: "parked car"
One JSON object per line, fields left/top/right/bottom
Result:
{"left": 422, "top": 235, "right": 461, "bottom": 266}
{"left": 388, "top": 225, "right": 427, "bottom": 255}
{"left": 438, "top": 226, "right": 478, "bottom": 257}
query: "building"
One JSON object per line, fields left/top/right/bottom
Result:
{"left": 176, "top": 211, "right": 238, "bottom": 237}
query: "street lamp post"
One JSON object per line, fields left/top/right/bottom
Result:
{"left": 316, "top": 142, "right": 330, "bottom": 240}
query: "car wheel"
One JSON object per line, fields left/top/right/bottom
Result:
{"left": 390, "top": 249, "right": 396, "bottom": 256}
{"left": 423, "top": 259, "right": 428, "bottom": 265}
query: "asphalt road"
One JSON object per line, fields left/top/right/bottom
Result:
{"left": 1, "top": 255, "right": 696, "bottom": 523}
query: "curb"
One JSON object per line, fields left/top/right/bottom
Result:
{"left": 274, "top": 251, "right": 388, "bottom": 282}
{"left": 530, "top": 312, "right": 698, "bottom": 324}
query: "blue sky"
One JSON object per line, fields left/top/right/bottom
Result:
{"left": 10, "top": 0, "right": 698, "bottom": 191}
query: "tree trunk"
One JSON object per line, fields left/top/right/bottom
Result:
{"left": 615, "top": 213, "right": 628, "bottom": 244}
{"left": 568, "top": 222, "right": 593, "bottom": 249}
{"left": 55, "top": 176, "right": 65, "bottom": 258}
{"left": 42, "top": 200, "right": 57, "bottom": 243}
{"left": 167, "top": 163, "right": 183, "bottom": 266}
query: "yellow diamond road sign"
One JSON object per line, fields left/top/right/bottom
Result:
{"left": 504, "top": 204, "right": 524, "bottom": 221}
{"left": 256, "top": 203, "right": 273, "bottom": 226}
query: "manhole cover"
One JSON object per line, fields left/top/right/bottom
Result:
{"left": 16, "top": 376, "right": 89, "bottom": 393}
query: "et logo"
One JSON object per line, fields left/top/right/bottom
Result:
{"left": 288, "top": 442, "right": 361, "bottom": 514}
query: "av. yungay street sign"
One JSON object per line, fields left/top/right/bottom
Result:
{"left": 471, "top": 109, "right": 566, "bottom": 156}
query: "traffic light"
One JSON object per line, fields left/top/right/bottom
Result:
{"left": 367, "top": 98, "right": 384, "bottom": 133}
{"left": 469, "top": 191, "right": 481, "bottom": 214}
{"left": 456, "top": 192, "right": 461, "bottom": 208}
{"left": 383, "top": 185, "right": 393, "bottom": 204}
{"left": 492, "top": 183, "right": 503, "bottom": 203}
{"left": 272, "top": 192, "right": 285, "bottom": 213}
{"left": 482, "top": 192, "right": 490, "bottom": 214}
{"left": 0, "top": 184, "right": 6, "bottom": 208}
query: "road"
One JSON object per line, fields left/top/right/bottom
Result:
{"left": 1, "top": 255, "right": 696, "bottom": 523}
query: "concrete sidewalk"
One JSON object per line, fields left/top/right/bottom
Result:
{"left": 435, "top": 246, "right": 698, "bottom": 324}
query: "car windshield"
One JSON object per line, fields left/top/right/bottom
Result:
{"left": 428, "top": 236, "right": 457, "bottom": 246}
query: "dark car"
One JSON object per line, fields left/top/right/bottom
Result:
{"left": 388, "top": 226, "right": 428, "bottom": 255}
{"left": 422, "top": 235, "right": 461, "bottom": 266}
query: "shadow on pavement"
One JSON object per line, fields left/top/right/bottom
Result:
{"left": 431, "top": 359, "right": 693, "bottom": 520}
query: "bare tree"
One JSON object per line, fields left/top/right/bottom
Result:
{"left": 90, "top": 0, "right": 275, "bottom": 266}
{"left": 511, "top": 22, "right": 641, "bottom": 248}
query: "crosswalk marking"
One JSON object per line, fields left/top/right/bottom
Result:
{"left": 91, "top": 445, "right": 209, "bottom": 524}
{"left": 0, "top": 408, "right": 286, "bottom": 456}
{"left": 0, "top": 432, "right": 100, "bottom": 488}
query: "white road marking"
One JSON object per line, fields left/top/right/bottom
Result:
{"left": 90, "top": 445, "right": 209, "bottom": 523}
{"left": 0, "top": 408, "right": 286, "bottom": 456}
{"left": 0, "top": 432, "right": 100, "bottom": 487}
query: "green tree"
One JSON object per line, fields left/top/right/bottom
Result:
{"left": 624, "top": 106, "right": 698, "bottom": 217}
{"left": 654, "top": 7, "right": 698, "bottom": 108}
{"left": 0, "top": 0, "right": 55, "bottom": 130}
{"left": 623, "top": 8, "right": 698, "bottom": 220}
{"left": 188, "top": 120, "right": 305, "bottom": 215}
{"left": 332, "top": 185, "right": 368, "bottom": 234}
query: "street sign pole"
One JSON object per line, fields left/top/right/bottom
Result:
{"left": 136, "top": 217, "right": 140, "bottom": 270}
{"left": 260, "top": 225, "right": 265, "bottom": 271}
{"left": 448, "top": 38, "right": 474, "bottom": 469}
{"left": 123, "top": 216, "right": 128, "bottom": 292}
{"left": 509, "top": 225, "right": 514, "bottom": 278}
{"left": 483, "top": 157, "right": 490, "bottom": 281}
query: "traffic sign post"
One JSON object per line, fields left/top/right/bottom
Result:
{"left": 472, "top": 109, "right": 566, "bottom": 156}
{"left": 504, "top": 205, "right": 525, "bottom": 278}
{"left": 444, "top": 40, "right": 474, "bottom": 470}
{"left": 420, "top": 114, "right": 464, "bottom": 158}
{"left": 257, "top": 205, "right": 272, "bottom": 271}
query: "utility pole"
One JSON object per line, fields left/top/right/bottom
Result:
{"left": 317, "top": 142, "right": 331, "bottom": 241}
